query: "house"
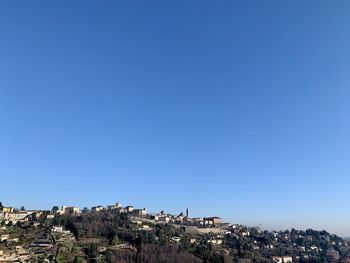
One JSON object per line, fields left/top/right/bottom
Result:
{"left": 140, "top": 224, "right": 151, "bottom": 230}
{"left": 283, "top": 256, "right": 293, "bottom": 263}
{"left": 52, "top": 226, "right": 64, "bottom": 232}
{"left": 171, "top": 237, "right": 181, "bottom": 243}
{"left": 1, "top": 207, "right": 14, "bottom": 213}
{"left": 4, "top": 211, "right": 31, "bottom": 221}
{"left": 62, "top": 206, "right": 80, "bottom": 215}
{"left": 242, "top": 231, "right": 250, "bottom": 237}
{"left": 208, "top": 235, "right": 224, "bottom": 245}
{"left": 52, "top": 226, "right": 71, "bottom": 235}
{"left": 310, "top": 246, "right": 318, "bottom": 251}
{"left": 204, "top": 217, "right": 222, "bottom": 226}
{"left": 272, "top": 256, "right": 293, "bottom": 263}
{"left": 33, "top": 211, "right": 43, "bottom": 218}
{"left": 112, "top": 243, "right": 135, "bottom": 250}
{"left": 107, "top": 202, "right": 122, "bottom": 210}
{"left": 189, "top": 238, "right": 197, "bottom": 244}
{"left": 0, "top": 234, "right": 10, "bottom": 242}
{"left": 131, "top": 208, "right": 147, "bottom": 217}
{"left": 15, "top": 245, "right": 28, "bottom": 255}
{"left": 272, "top": 257, "right": 283, "bottom": 263}
{"left": 91, "top": 205, "right": 104, "bottom": 212}
{"left": 193, "top": 217, "right": 204, "bottom": 226}
{"left": 118, "top": 208, "right": 126, "bottom": 213}
{"left": 208, "top": 238, "right": 223, "bottom": 245}
{"left": 0, "top": 251, "right": 16, "bottom": 262}
{"left": 32, "top": 222, "right": 40, "bottom": 227}
{"left": 150, "top": 215, "right": 159, "bottom": 220}
{"left": 125, "top": 206, "right": 134, "bottom": 213}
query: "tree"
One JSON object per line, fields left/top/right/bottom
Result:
{"left": 86, "top": 244, "right": 99, "bottom": 263}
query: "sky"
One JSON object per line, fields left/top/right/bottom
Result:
{"left": 0, "top": 0, "right": 350, "bottom": 236}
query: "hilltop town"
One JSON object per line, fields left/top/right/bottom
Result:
{"left": 0, "top": 201, "right": 349, "bottom": 263}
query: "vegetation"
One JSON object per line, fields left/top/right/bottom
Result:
{"left": 1, "top": 204, "right": 349, "bottom": 263}
{"left": 45, "top": 211, "right": 350, "bottom": 262}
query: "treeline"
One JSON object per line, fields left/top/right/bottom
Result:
{"left": 50, "top": 211, "right": 229, "bottom": 262}
{"left": 104, "top": 244, "right": 203, "bottom": 263}
{"left": 52, "top": 211, "right": 129, "bottom": 244}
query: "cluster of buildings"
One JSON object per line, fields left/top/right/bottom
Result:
{"left": 2, "top": 202, "right": 350, "bottom": 262}
{"left": 0, "top": 206, "right": 33, "bottom": 225}
{"left": 0, "top": 204, "right": 77, "bottom": 262}
{"left": 52, "top": 205, "right": 81, "bottom": 216}
{"left": 90, "top": 203, "right": 148, "bottom": 217}
{"left": 50, "top": 202, "right": 223, "bottom": 230}
{"left": 50, "top": 202, "right": 148, "bottom": 218}
{"left": 1, "top": 202, "right": 224, "bottom": 234}
{"left": 0, "top": 245, "right": 31, "bottom": 262}
{"left": 0, "top": 224, "right": 56, "bottom": 262}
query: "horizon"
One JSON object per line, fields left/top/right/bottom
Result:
{"left": 1, "top": 1, "right": 350, "bottom": 237}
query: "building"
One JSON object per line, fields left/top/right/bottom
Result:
{"left": 189, "top": 238, "right": 197, "bottom": 244}
{"left": 1, "top": 207, "right": 14, "bottom": 213}
{"left": 131, "top": 208, "right": 147, "bottom": 217}
{"left": 157, "top": 216, "right": 170, "bottom": 223}
{"left": 171, "top": 237, "right": 181, "bottom": 243}
{"left": 91, "top": 205, "right": 104, "bottom": 212}
{"left": 52, "top": 226, "right": 64, "bottom": 232}
{"left": 272, "top": 256, "right": 293, "bottom": 263}
{"left": 125, "top": 206, "right": 134, "bottom": 213}
{"left": 204, "top": 217, "right": 222, "bottom": 226}
{"left": 208, "top": 238, "right": 223, "bottom": 245}
{"left": 4, "top": 212, "right": 31, "bottom": 222}
{"left": 62, "top": 206, "right": 80, "bottom": 215}
{"left": 0, "top": 234, "right": 10, "bottom": 242}
{"left": 106, "top": 205, "right": 115, "bottom": 210}
{"left": 107, "top": 202, "right": 122, "bottom": 210}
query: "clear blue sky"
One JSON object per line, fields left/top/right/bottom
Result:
{"left": 1, "top": 1, "right": 350, "bottom": 236}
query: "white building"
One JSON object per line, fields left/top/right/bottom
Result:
{"left": 91, "top": 205, "right": 104, "bottom": 212}
{"left": 125, "top": 206, "right": 134, "bottom": 213}
{"left": 272, "top": 256, "right": 293, "bottom": 263}
{"left": 52, "top": 226, "right": 64, "bottom": 232}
